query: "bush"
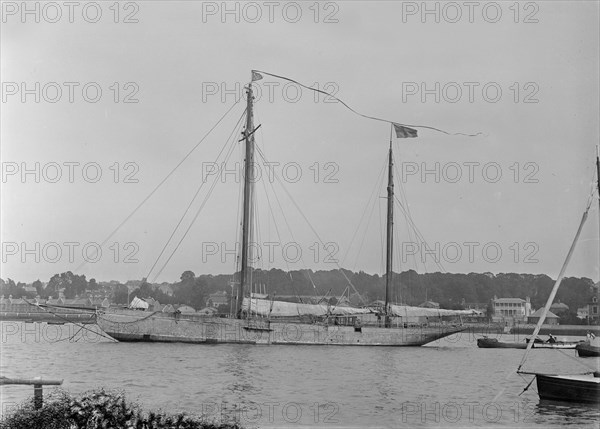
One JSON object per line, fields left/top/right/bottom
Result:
{"left": 0, "top": 388, "right": 242, "bottom": 429}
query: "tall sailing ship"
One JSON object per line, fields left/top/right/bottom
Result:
{"left": 96, "top": 71, "right": 468, "bottom": 346}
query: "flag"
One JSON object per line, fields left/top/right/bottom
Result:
{"left": 251, "top": 71, "right": 263, "bottom": 81}
{"left": 393, "top": 123, "right": 418, "bottom": 138}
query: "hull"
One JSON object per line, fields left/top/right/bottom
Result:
{"left": 536, "top": 374, "right": 600, "bottom": 404}
{"left": 576, "top": 343, "right": 600, "bottom": 357}
{"left": 97, "top": 310, "right": 464, "bottom": 346}
{"left": 530, "top": 342, "right": 582, "bottom": 349}
{"left": 477, "top": 338, "right": 526, "bottom": 349}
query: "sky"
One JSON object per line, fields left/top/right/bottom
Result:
{"left": 1, "top": 1, "right": 599, "bottom": 284}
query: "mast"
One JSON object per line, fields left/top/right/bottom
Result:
{"left": 596, "top": 145, "right": 600, "bottom": 280}
{"left": 517, "top": 202, "right": 590, "bottom": 371}
{"left": 384, "top": 137, "right": 394, "bottom": 327}
{"left": 237, "top": 80, "right": 256, "bottom": 319}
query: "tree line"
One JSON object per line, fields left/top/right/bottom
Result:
{"left": 1, "top": 269, "right": 596, "bottom": 322}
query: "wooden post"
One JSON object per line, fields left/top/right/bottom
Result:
{"left": 0, "top": 376, "right": 63, "bottom": 409}
{"left": 33, "top": 383, "right": 43, "bottom": 409}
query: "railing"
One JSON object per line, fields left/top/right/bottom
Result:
{"left": 0, "top": 376, "right": 63, "bottom": 409}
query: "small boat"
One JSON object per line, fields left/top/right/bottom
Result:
{"left": 576, "top": 338, "right": 600, "bottom": 357}
{"left": 477, "top": 336, "right": 583, "bottom": 349}
{"left": 477, "top": 337, "right": 526, "bottom": 349}
{"left": 535, "top": 373, "right": 600, "bottom": 403}
{"left": 525, "top": 336, "right": 585, "bottom": 349}
{"left": 515, "top": 148, "right": 600, "bottom": 403}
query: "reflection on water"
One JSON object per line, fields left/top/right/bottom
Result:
{"left": 533, "top": 400, "right": 600, "bottom": 426}
{"left": 1, "top": 323, "right": 598, "bottom": 427}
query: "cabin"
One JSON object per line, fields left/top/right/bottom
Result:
{"left": 528, "top": 308, "right": 559, "bottom": 325}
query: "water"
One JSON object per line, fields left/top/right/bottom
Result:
{"left": 1, "top": 322, "right": 598, "bottom": 428}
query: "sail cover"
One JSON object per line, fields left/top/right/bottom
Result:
{"left": 128, "top": 296, "right": 149, "bottom": 310}
{"left": 388, "top": 304, "right": 482, "bottom": 317}
{"left": 242, "top": 298, "right": 372, "bottom": 317}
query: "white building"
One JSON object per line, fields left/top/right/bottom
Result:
{"left": 491, "top": 296, "right": 532, "bottom": 323}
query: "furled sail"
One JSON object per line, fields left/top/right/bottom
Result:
{"left": 388, "top": 304, "right": 482, "bottom": 318}
{"left": 242, "top": 298, "right": 372, "bottom": 317}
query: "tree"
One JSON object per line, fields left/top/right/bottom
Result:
{"left": 113, "top": 284, "right": 129, "bottom": 304}
{"left": 174, "top": 276, "right": 206, "bottom": 310}
{"left": 559, "top": 311, "right": 586, "bottom": 325}
{"left": 0, "top": 278, "right": 25, "bottom": 297}
{"left": 32, "top": 280, "right": 44, "bottom": 295}
{"left": 46, "top": 272, "right": 88, "bottom": 299}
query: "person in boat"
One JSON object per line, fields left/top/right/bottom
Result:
{"left": 587, "top": 331, "right": 596, "bottom": 340}
{"left": 547, "top": 334, "right": 557, "bottom": 343}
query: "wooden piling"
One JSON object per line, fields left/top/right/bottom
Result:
{"left": 0, "top": 376, "right": 63, "bottom": 409}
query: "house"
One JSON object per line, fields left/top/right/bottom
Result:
{"left": 588, "top": 286, "right": 600, "bottom": 323}
{"left": 577, "top": 306, "right": 589, "bottom": 320}
{"left": 528, "top": 308, "right": 559, "bottom": 325}
{"left": 46, "top": 297, "right": 66, "bottom": 306}
{"left": 90, "top": 298, "right": 111, "bottom": 309}
{"left": 198, "top": 307, "right": 218, "bottom": 316}
{"left": 23, "top": 286, "right": 37, "bottom": 295}
{"left": 162, "top": 304, "right": 175, "bottom": 313}
{"left": 206, "top": 291, "right": 228, "bottom": 308}
{"left": 490, "top": 296, "right": 532, "bottom": 323}
{"left": 3, "top": 296, "right": 30, "bottom": 312}
{"left": 144, "top": 297, "right": 162, "bottom": 312}
{"left": 62, "top": 298, "right": 93, "bottom": 308}
{"left": 549, "top": 301, "right": 569, "bottom": 315}
{"left": 176, "top": 304, "right": 196, "bottom": 314}
{"left": 145, "top": 297, "right": 157, "bottom": 308}
{"left": 157, "top": 284, "right": 174, "bottom": 296}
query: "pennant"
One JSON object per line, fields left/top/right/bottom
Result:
{"left": 251, "top": 71, "right": 263, "bottom": 82}
{"left": 393, "top": 123, "right": 418, "bottom": 138}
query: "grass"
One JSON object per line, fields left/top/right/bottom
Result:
{"left": 0, "top": 388, "right": 242, "bottom": 429}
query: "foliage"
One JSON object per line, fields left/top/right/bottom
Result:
{"left": 45, "top": 272, "right": 88, "bottom": 299}
{"left": 0, "top": 388, "right": 242, "bottom": 429}
{"left": 0, "top": 278, "right": 26, "bottom": 298}
{"left": 558, "top": 311, "right": 588, "bottom": 325}
{"left": 113, "top": 284, "right": 130, "bottom": 304}
{"left": 2, "top": 268, "right": 596, "bottom": 316}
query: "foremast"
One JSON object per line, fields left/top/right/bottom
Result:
{"left": 236, "top": 77, "right": 256, "bottom": 319}
{"left": 384, "top": 135, "right": 394, "bottom": 327}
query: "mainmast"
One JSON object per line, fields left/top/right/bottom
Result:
{"left": 596, "top": 146, "right": 600, "bottom": 281}
{"left": 237, "top": 79, "right": 256, "bottom": 318}
{"left": 384, "top": 138, "right": 394, "bottom": 327}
